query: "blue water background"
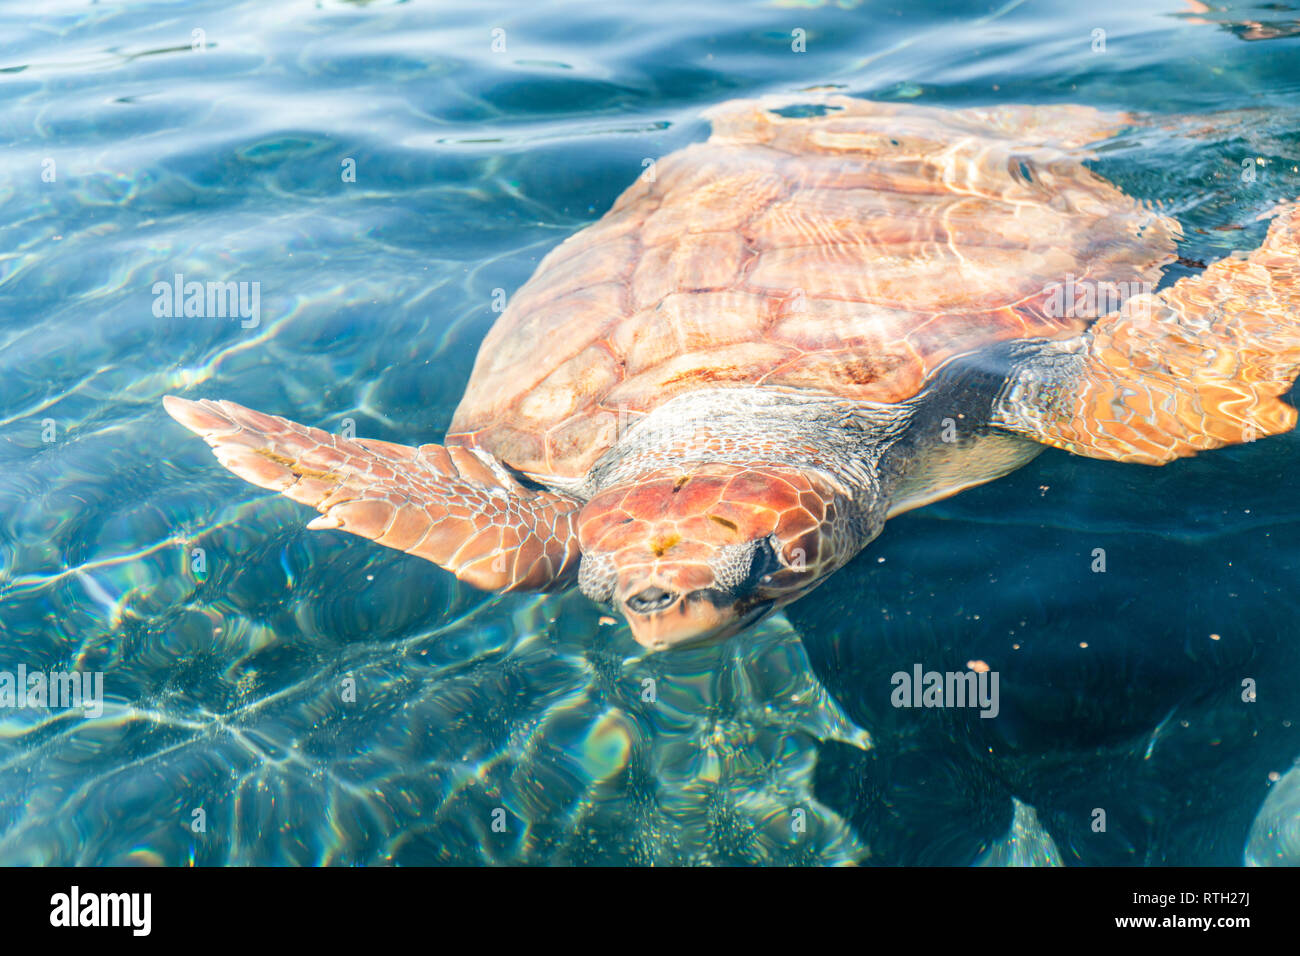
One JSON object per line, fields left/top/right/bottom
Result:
{"left": 1, "top": 0, "right": 1299, "bottom": 864}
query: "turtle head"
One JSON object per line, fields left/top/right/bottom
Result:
{"left": 576, "top": 464, "right": 846, "bottom": 651}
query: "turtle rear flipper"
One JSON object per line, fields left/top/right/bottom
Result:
{"left": 163, "top": 397, "right": 581, "bottom": 591}
{"left": 995, "top": 202, "right": 1300, "bottom": 464}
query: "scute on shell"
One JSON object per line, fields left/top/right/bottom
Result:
{"left": 448, "top": 93, "right": 1179, "bottom": 479}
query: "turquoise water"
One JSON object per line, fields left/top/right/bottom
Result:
{"left": 2, "top": 0, "right": 1299, "bottom": 865}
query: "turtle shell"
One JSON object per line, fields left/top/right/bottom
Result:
{"left": 447, "top": 94, "right": 1180, "bottom": 480}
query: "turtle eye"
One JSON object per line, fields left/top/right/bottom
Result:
{"left": 747, "top": 534, "right": 784, "bottom": 588}
{"left": 708, "top": 536, "right": 782, "bottom": 593}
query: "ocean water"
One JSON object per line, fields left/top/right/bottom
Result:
{"left": 1, "top": 0, "right": 1299, "bottom": 866}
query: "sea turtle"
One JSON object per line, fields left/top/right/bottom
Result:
{"left": 164, "top": 94, "right": 1300, "bottom": 652}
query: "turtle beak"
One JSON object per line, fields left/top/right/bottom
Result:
{"left": 618, "top": 583, "right": 774, "bottom": 651}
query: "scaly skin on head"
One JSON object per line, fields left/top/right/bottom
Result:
{"left": 571, "top": 387, "right": 910, "bottom": 650}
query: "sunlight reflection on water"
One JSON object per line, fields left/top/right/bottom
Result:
{"left": 1, "top": 0, "right": 1299, "bottom": 865}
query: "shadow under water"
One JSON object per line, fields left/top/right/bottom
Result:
{"left": 787, "top": 433, "right": 1300, "bottom": 866}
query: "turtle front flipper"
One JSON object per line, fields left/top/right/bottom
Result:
{"left": 163, "top": 397, "right": 581, "bottom": 591}
{"left": 994, "top": 201, "right": 1300, "bottom": 464}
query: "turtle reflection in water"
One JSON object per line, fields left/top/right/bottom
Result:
{"left": 165, "top": 94, "right": 1300, "bottom": 652}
